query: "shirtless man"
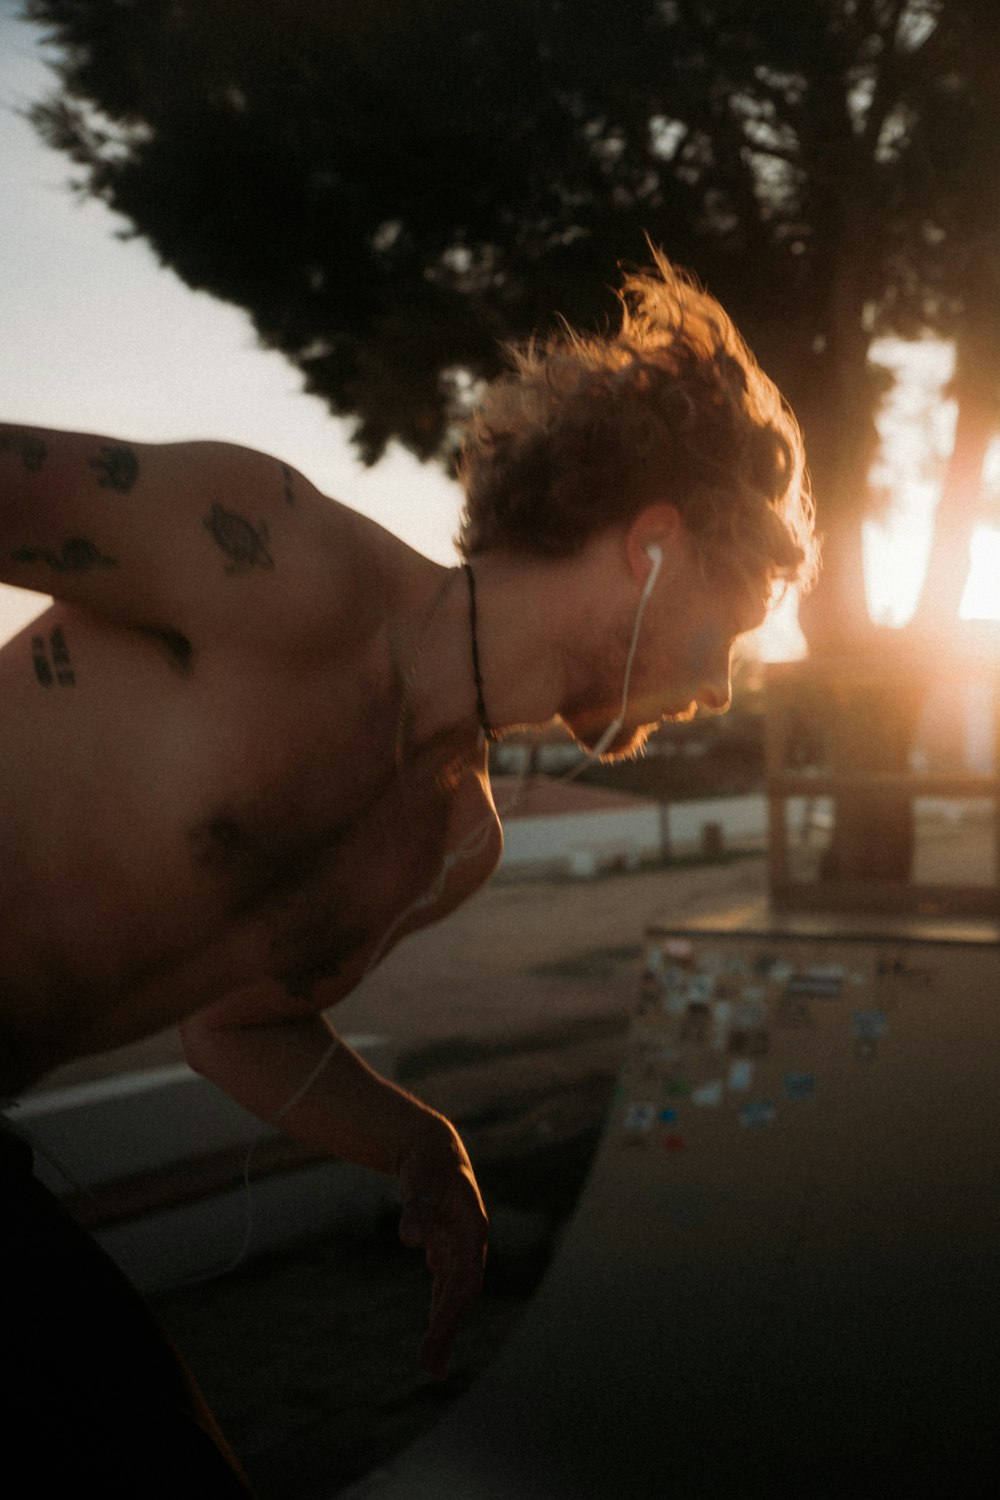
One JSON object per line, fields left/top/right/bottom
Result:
{"left": 1, "top": 252, "right": 816, "bottom": 1487}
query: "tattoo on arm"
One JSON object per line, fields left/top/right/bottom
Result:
{"left": 203, "top": 503, "right": 275, "bottom": 573}
{"left": 0, "top": 433, "right": 48, "bottom": 472}
{"left": 280, "top": 463, "right": 296, "bottom": 506}
{"left": 12, "top": 538, "right": 119, "bottom": 572}
{"left": 88, "top": 444, "right": 139, "bottom": 494}
{"left": 31, "top": 635, "right": 52, "bottom": 687}
{"left": 31, "top": 625, "right": 76, "bottom": 688}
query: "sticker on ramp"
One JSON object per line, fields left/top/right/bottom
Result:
{"left": 740, "top": 1100, "right": 776, "bottom": 1129}
{"left": 785, "top": 974, "right": 843, "bottom": 999}
{"left": 623, "top": 1101, "right": 657, "bottom": 1135}
{"left": 852, "top": 1008, "right": 888, "bottom": 1041}
{"left": 761, "top": 956, "right": 794, "bottom": 982}
{"left": 728, "top": 1060, "right": 754, "bottom": 1091}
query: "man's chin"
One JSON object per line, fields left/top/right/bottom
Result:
{"left": 571, "top": 720, "right": 654, "bottom": 762}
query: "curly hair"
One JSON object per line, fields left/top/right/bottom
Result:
{"left": 457, "top": 248, "right": 818, "bottom": 602}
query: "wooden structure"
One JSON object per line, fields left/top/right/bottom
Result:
{"left": 765, "top": 657, "right": 1000, "bottom": 917}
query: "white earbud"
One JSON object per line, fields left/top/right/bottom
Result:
{"left": 585, "top": 542, "right": 665, "bottom": 759}
{"left": 642, "top": 543, "right": 663, "bottom": 599}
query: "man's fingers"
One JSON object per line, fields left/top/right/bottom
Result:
{"left": 420, "top": 1249, "right": 484, "bottom": 1377}
{"left": 420, "top": 1284, "right": 466, "bottom": 1379}
{"left": 396, "top": 1145, "right": 488, "bottom": 1378}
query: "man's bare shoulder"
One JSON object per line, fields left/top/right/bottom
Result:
{"left": 1, "top": 423, "right": 402, "bottom": 660}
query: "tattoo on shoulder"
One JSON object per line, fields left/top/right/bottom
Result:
{"left": 88, "top": 444, "right": 139, "bottom": 494}
{"left": 0, "top": 432, "right": 48, "bottom": 472}
{"left": 12, "top": 538, "right": 119, "bottom": 572}
{"left": 203, "top": 503, "right": 275, "bottom": 573}
{"left": 280, "top": 462, "right": 296, "bottom": 506}
{"left": 31, "top": 625, "right": 76, "bottom": 688}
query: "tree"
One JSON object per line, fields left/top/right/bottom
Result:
{"left": 902, "top": 0, "right": 1000, "bottom": 632}
{"left": 654, "top": 1, "right": 1000, "bottom": 883}
{"left": 21, "top": 0, "right": 1000, "bottom": 882}
{"left": 21, "top": 0, "right": 724, "bottom": 461}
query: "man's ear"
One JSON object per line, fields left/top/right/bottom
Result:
{"left": 625, "top": 503, "right": 685, "bottom": 587}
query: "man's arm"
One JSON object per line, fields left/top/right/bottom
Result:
{"left": 0, "top": 421, "right": 338, "bottom": 645}
{"left": 179, "top": 985, "right": 488, "bottom": 1380}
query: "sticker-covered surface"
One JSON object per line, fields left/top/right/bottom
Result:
{"left": 622, "top": 933, "right": 923, "bottom": 1157}
{"left": 353, "top": 919, "right": 1000, "bottom": 1500}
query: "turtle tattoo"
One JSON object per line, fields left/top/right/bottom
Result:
{"left": 203, "top": 503, "right": 275, "bottom": 573}
{"left": 88, "top": 444, "right": 139, "bottom": 493}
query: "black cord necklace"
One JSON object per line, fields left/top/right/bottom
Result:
{"left": 463, "top": 561, "right": 496, "bottom": 742}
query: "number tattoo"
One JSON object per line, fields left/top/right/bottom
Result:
{"left": 203, "top": 503, "right": 275, "bottom": 573}
{"left": 12, "top": 538, "right": 119, "bottom": 571}
{"left": 0, "top": 433, "right": 47, "bottom": 472}
{"left": 31, "top": 636, "right": 52, "bottom": 688}
{"left": 88, "top": 444, "right": 139, "bottom": 494}
{"left": 31, "top": 626, "right": 76, "bottom": 688}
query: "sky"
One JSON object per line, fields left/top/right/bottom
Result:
{"left": 0, "top": 2, "right": 467, "bottom": 646}
{"left": 1, "top": 3, "right": 994, "bottom": 659}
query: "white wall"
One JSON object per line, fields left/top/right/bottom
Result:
{"left": 498, "top": 794, "right": 800, "bottom": 874}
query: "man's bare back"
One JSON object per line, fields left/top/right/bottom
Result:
{"left": 1, "top": 429, "right": 499, "bottom": 1095}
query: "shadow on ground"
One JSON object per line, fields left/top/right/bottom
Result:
{"left": 155, "top": 1127, "right": 604, "bottom": 1499}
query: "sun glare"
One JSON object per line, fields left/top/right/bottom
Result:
{"left": 862, "top": 496, "right": 936, "bottom": 628}
{"left": 960, "top": 526, "right": 1000, "bottom": 621}
{"left": 861, "top": 338, "right": 1000, "bottom": 631}
{"left": 751, "top": 584, "right": 807, "bottom": 663}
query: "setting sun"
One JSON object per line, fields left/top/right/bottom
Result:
{"left": 860, "top": 339, "right": 1000, "bottom": 631}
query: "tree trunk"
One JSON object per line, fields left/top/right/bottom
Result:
{"left": 797, "top": 309, "right": 997, "bottom": 889}
{"left": 912, "top": 296, "right": 1000, "bottom": 634}
{"left": 792, "top": 218, "right": 1000, "bottom": 885}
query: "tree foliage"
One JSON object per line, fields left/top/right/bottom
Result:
{"left": 23, "top": 1, "right": 724, "bottom": 462}
{"left": 21, "top": 1, "right": 1000, "bottom": 638}
{"left": 18, "top": 0, "right": 1000, "bottom": 885}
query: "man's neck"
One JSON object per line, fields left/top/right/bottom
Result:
{"left": 397, "top": 553, "right": 568, "bottom": 756}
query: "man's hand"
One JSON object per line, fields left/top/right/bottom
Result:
{"left": 180, "top": 1001, "right": 488, "bottom": 1376}
{"left": 397, "top": 1120, "right": 489, "bottom": 1380}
